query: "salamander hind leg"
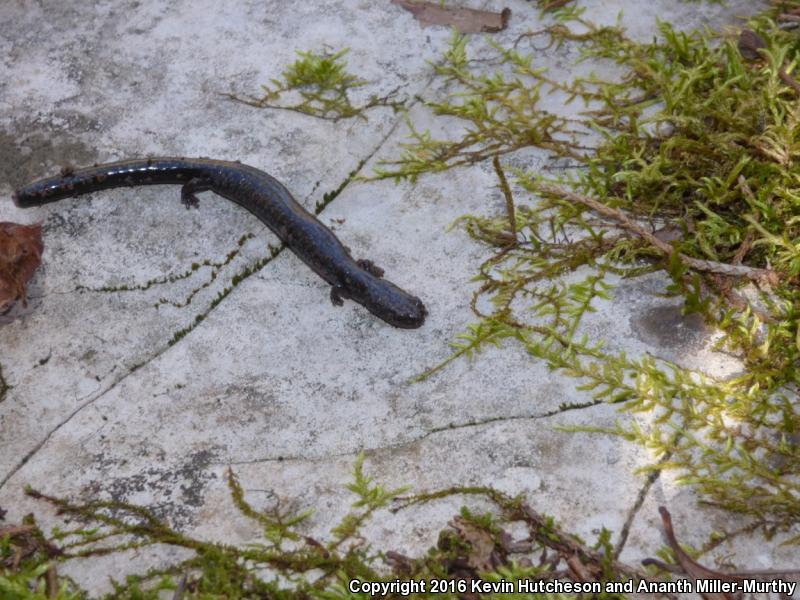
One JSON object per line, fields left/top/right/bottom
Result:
{"left": 181, "top": 178, "right": 211, "bottom": 209}
{"left": 357, "top": 259, "right": 385, "bottom": 278}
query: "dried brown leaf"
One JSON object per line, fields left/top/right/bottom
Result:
{"left": 738, "top": 29, "right": 767, "bottom": 61}
{"left": 450, "top": 516, "right": 501, "bottom": 572}
{"left": 0, "top": 222, "right": 44, "bottom": 315}
{"left": 385, "top": 550, "right": 414, "bottom": 574}
{"left": 391, "top": 0, "right": 510, "bottom": 34}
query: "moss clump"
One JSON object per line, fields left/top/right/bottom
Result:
{"left": 0, "top": 514, "right": 82, "bottom": 599}
{"left": 225, "top": 49, "right": 404, "bottom": 121}
{"left": 378, "top": 3, "right": 800, "bottom": 543}
{"left": 5, "top": 456, "right": 654, "bottom": 598}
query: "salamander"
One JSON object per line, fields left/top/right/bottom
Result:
{"left": 13, "top": 157, "right": 427, "bottom": 328}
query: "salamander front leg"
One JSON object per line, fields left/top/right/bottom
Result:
{"left": 330, "top": 285, "right": 348, "bottom": 306}
{"left": 181, "top": 178, "right": 211, "bottom": 209}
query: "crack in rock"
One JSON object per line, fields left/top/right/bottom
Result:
{"left": 428, "top": 399, "right": 604, "bottom": 434}
{"left": 613, "top": 450, "right": 674, "bottom": 559}
{"left": 0, "top": 96, "right": 429, "bottom": 494}
{"left": 217, "top": 399, "right": 605, "bottom": 466}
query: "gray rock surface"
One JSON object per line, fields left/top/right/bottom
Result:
{"left": 1, "top": 0, "right": 796, "bottom": 596}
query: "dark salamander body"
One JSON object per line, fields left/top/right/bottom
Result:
{"left": 14, "top": 157, "right": 427, "bottom": 328}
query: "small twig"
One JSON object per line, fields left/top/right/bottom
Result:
{"left": 734, "top": 178, "right": 757, "bottom": 265}
{"left": 648, "top": 507, "right": 800, "bottom": 598}
{"left": 0, "top": 525, "right": 36, "bottom": 537}
{"left": 707, "top": 274, "right": 773, "bottom": 323}
{"left": 539, "top": 0, "right": 573, "bottom": 9}
{"left": 565, "top": 552, "right": 593, "bottom": 581}
{"left": 172, "top": 573, "right": 188, "bottom": 600}
{"left": 221, "top": 87, "right": 403, "bottom": 122}
{"left": 46, "top": 563, "right": 58, "bottom": 599}
{"left": 535, "top": 183, "right": 780, "bottom": 286}
{"left": 512, "top": 29, "right": 555, "bottom": 51}
{"left": 492, "top": 156, "right": 517, "bottom": 242}
{"left": 394, "top": 486, "right": 656, "bottom": 584}
{"left": 649, "top": 507, "right": 743, "bottom": 600}
{"left": 738, "top": 28, "right": 800, "bottom": 95}
{"left": 641, "top": 558, "right": 685, "bottom": 574}
{"left": 778, "top": 66, "right": 800, "bottom": 95}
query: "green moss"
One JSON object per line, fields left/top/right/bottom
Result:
{"left": 0, "top": 513, "right": 84, "bottom": 599}
{"left": 224, "top": 49, "right": 404, "bottom": 121}
{"left": 377, "top": 4, "right": 800, "bottom": 543}
{"left": 5, "top": 3, "right": 790, "bottom": 596}
{"left": 318, "top": 158, "right": 370, "bottom": 213}
{"left": 155, "top": 234, "right": 256, "bottom": 310}
{"left": 75, "top": 234, "right": 255, "bottom": 305}
{"left": 8, "top": 456, "right": 647, "bottom": 598}
{"left": 165, "top": 244, "right": 282, "bottom": 348}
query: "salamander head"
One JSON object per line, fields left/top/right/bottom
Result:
{"left": 341, "top": 271, "right": 427, "bottom": 329}
{"left": 372, "top": 286, "right": 427, "bottom": 329}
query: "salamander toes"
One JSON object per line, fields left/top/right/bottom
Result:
{"left": 357, "top": 259, "right": 385, "bottom": 278}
